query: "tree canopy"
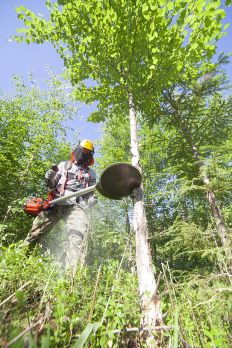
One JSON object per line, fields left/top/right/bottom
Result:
{"left": 16, "top": 0, "right": 228, "bottom": 120}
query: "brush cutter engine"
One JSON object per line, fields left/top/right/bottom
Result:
{"left": 23, "top": 192, "right": 55, "bottom": 216}
{"left": 23, "top": 197, "right": 44, "bottom": 216}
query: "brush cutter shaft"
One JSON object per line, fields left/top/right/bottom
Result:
{"left": 48, "top": 185, "right": 96, "bottom": 205}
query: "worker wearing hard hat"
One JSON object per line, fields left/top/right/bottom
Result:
{"left": 24, "top": 139, "right": 97, "bottom": 274}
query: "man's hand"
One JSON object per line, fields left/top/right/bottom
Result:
{"left": 51, "top": 165, "right": 59, "bottom": 173}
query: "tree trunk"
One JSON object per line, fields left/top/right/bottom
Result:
{"left": 128, "top": 91, "right": 162, "bottom": 347}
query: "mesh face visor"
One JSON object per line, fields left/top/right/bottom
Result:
{"left": 74, "top": 146, "right": 94, "bottom": 166}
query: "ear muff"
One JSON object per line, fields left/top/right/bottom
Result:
{"left": 88, "top": 157, "right": 94, "bottom": 166}
{"left": 70, "top": 150, "right": 76, "bottom": 162}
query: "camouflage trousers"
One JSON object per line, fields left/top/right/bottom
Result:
{"left": 25, "top": 205, "right": 89, "bottom": 273}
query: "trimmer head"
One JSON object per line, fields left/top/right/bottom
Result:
{"left": 97, "top": 162, "right": 142, "bottom": 199}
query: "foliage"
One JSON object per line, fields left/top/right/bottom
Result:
{"left": 3, "top": 1, "right": 231, "bottom": 346}
{"left": 0, "top": 75, "right": 78, "bottom": 243}
{"left": 88, "top": 65, "right": 232, "bottom": 346}
{"left": 15, "top": 0, "right": 228, "bottom": 122}
{"left": 0, "top": 242, "right": 140, "bottom": 348}
{"left": 130, "top": 58, "right": 232, "bottom": 241}
{"left": 161, "top": 265, "right": 232, "bottom": 348}
{"left": 96, "top": 112, "right": 131, "bottom": 169}
{"left": 1, "top": 234, "right": 231, "bottom": 347}
{"left": 156, "top": 220, "right": 218, "bottom": 270}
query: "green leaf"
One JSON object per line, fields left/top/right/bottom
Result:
{"left": 167, "top": 2, "right": 174, "bottom": 11}
{"left": 40, "top": 328, "right": 51, "bottom": 348}
{"left": 142, "top": 4, "right": 149, "bottom": 12}
{"left": 191, "top": 42, "right": 198, "bottom": 50}
{"left": 72, "top": 322, "right": 100, "bottom": 348}
{"left": 224, "top": 23, "right": 230, "bottom": 30}
{"left": 15, "top": 7, "right": 22, "bottom": 13}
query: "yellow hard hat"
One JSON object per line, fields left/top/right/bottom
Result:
{"left": 80, "top": 139, "right": 94, "bottom": 152}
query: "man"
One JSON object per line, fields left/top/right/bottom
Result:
{"left": 24, "top": 139, "right": 97, "bottom": 273}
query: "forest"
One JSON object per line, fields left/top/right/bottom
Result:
{"left": 0, "top": 0, "right": 232, "bottom": 347}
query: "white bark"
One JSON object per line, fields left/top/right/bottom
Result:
{"left": 128, "top": 91, "right": 162, "bottom": 346}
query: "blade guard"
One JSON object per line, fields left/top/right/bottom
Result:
{"left": 97, "top": 163, "right": 142, "bottom": 200}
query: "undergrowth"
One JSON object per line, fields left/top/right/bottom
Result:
{"left": 161, "top": 264, "right": 232, "bottom": 348}
{"left": 0, "top": 243, "right": 231, "bottom": 347}
{"left": 0, "top": 244, "right": 140, "bottom": 348}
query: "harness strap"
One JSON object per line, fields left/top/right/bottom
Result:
{"left": 59, "top": 161, "right": 91, "bottom": 193}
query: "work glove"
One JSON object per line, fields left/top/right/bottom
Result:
{"left": 45, "top": 164, "right": 59, "bottom": 180}
{"left": 45, "top": 169, "right": 56, "bottom": 181}
{"left": 45, "top": 165, "right": 59, "bottom": 188}
{"left": 87, "top": 195, "right": 98, "bottom": 208}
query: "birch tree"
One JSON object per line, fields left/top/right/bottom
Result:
{"left": 15, "top": 0, "right": 228, "bottom": 344}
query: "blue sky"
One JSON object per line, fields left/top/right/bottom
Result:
{"left": 0, "top": 1, "right": 232, "bottom": 144}
{"left": 0, "top": 0, "right": 101, "bottom": 144}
